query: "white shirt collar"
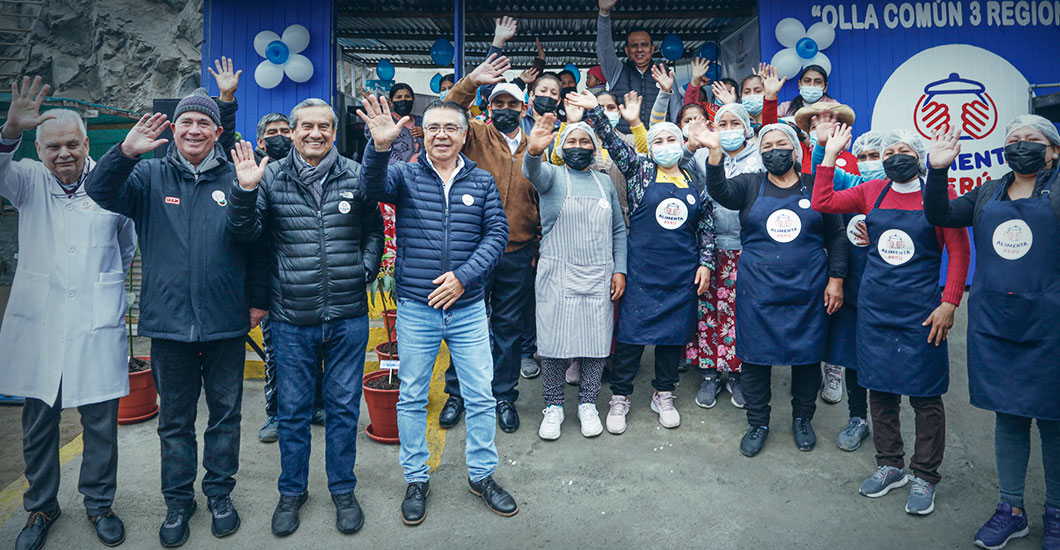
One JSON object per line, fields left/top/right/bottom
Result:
{"left": 502, "top": 131, "right": 521, "bottom": 155}
{"left": 425, "top": 153, "right": 465, "bottom": 205}
{"left": 891, "top": 179, "right": 922, "bottom": 194}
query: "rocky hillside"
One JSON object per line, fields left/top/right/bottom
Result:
{"left": 23, "top": 0, "right": 203, "bottom": 112}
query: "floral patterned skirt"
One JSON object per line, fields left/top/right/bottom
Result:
{"left": 684, "top": 248, "right": 741, "bottom": 373}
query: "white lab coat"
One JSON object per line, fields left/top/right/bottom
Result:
{"left": 0, "top": 143, "right": 137, "bottom": 407}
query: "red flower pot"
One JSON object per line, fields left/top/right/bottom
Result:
{"left": 363, "top": 369, "right": 400, "bottom": 444}
{"left": 118, "top": 357, "right": 158, "bottom": 425}
{"left": 382, "top": 309, "right": 397, "bottom": 343}
{"left": 375, "top": 341, "right": 398, "bottom": 361}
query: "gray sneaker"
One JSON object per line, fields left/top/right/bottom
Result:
{"left": 520, "top": 357, "right": 540, "bottom": 379}
{"left": 859, "top": 466, "right": 909, "bottom": 498}
{"left": 821, "top": 364, "right": 843, "bottom": 404}
{"left": 905, "top": 476, "right": 936, "bottom": 515}
{"left": 836, "top": 417, "right": 870, "bottom": 451}
{"left": 695, "top": 370, "right": 722, "bottom": 409}
{"left": 726, "top": 373, "right": 745, "bottom": 409}
{"left": 258, "top": 416, "right": 279, "bottom": 443}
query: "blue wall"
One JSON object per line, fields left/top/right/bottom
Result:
{"left": 202, "top": 0, "right": 335, "bottom": 143}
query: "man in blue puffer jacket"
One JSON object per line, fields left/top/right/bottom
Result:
{"left": 358, "top": 95, "right": 515, "bottom": 526}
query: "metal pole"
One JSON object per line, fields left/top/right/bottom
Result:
{"left": 454, "top": 0, "right": 465, "bottom": 79}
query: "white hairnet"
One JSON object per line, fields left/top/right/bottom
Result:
{"left": 558, "top": 122, "right": 601, "bottom": 159}
{"left": 881, "top": 129, "right": 928, "bottom": 176}
{"left": 1005, "top": 114, "right": 1060, "bottom": 146}
{"left": 852, "top": 130, "right": 883, "bottom": 158}
{"left": 646, "top": 122, "right": 684, "bottom": 149}
{"left": 714, "top": 103, "right": 754, "bottom": 139}
{"left": 758, "top": 123, "right": 802, "bottom": 166}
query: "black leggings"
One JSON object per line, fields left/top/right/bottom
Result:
{"left": 609, "top": 342, "right": 683, "bottom": 396}
{"left": 846, "top": 368, "right": 868, "bottom": 419}
{"left": 741, "top": 362, "right": 822, "bottom": 427}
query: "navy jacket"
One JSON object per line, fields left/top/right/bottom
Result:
{"left": 226, "top": 151, "right": 385, "bottom": 325}
{"left": 85, "top": 142, "right": 269, "bottom": 342}
{"left": 361, "top": 143, "right": 508, "bottom": 308}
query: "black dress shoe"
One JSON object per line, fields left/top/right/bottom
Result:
{"left": 89, "top": 510, "right": 125, "bottom": 547}
{"left": 400, "top": 481, "right": 430, "bottom": 526}
{"left": 271, "top": 493, "right": 307, "bottom": 537}
{"left": 207, "top": 495, "right": 240, "bottom": 538}
{"left": 740, "top": 425, "right": 770, "bottom": 457}
{"left": 496, "top": 401, "right": 520, "bottom": 433}
{"left": 332, "top": 492, "right": 365, "bottom": 534}
{"left": 439, "top": 396, "right": 464, "bottom": 429}
{"left": 16, "top": 509, "right": 60, "bottom": 550}
{"left": 468, "top": 476, "right": 518, "bottom": 517}
{"left": 159, "top": 501, "right": 196, "bottom": 547}
{"left": 793, "top": 418, "right": 817, "bottom": 451}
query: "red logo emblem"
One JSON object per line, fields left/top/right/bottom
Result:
{"left": 165, "top": 196, "right": 180, "bottom": 205}
{"left": 914, "top": 73, "right": 997, "bottom": 141}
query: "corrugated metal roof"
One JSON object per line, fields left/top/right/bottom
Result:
{"left": 336, "top": 0, "right": 756, "bottom": 69}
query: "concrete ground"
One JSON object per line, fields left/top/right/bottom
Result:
{"left": 0, "top": 308, "right": 1052, "bottom": 549}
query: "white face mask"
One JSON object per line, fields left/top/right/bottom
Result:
{"left": 606, "top": 111, "right": 621, "bottom": 127}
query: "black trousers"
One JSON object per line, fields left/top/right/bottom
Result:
{"left": 741, "top": 362, "right": 822, "bottom": 427}
{"left": 609, "top": 342, "right": 683, "bottom": 396}
{"left": 846, "top": 367, "right": 869, "bottom": 419}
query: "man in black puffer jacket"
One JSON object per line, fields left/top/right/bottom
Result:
{"left": 226, "top": 98, "right": 383, "bottom": 538}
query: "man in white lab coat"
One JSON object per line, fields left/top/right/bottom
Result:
{"left": 0, "top": 76, "right": 136, "bottom": 550}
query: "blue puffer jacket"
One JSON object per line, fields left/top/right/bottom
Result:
{"left": 361, "top": 143, "right": 508, "bottom": 307}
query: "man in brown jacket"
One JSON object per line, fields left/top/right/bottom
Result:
{"left": 437, "top": 54, "right": 540, "bottom": 434}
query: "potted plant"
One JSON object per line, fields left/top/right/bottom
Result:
{"left": 364, "top": 247, "right": 400, "bottom": 443}
{"left": 369, "top": 247, "right": 398, "bottom": 361}
{"left": 117, "top": 251, "right": 158, "bottom": 424}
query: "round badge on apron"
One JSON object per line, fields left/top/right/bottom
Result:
{"left": 877, "top": 228, "right": 915, "bottom": 265}
{"left": 462, "top": 194, "right": 474, "bottom": 206}
{"left": 766, "top": 208, "right": 802, "bottom": 243}
{"left": 846, "top": 214, "right": 868, "bottom": 247}
{"left": 991, "top": 218, "right": 1033, "bottom": 260}
{"left": 338, "top": 200, "right": 351, "bottom": 214}
{"left": 798, "top": 198, "right": 811, "bottom": 209}
{"left": 655, "top": 198, "right": 688, "bottom": 230}
{"left": 686, "top": 193, "right": 696, "bottom": 205}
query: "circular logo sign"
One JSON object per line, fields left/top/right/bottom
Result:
{"left": 212, "top": 190, "right": 225, "bottom": 203}
{"left": 462, "top": 194, "right": 474, "bottom": 206}
{"left": 766, "top": 209, "right": 802, "bottom": 243}
{"left": 991, "top": 218, "right": 1033, "bottom": 260}
{"left": 686, "top": 193, "right": 696, "bottom": 205}
{"left": 798, "top": 198, "right": 811, "bottom": 209}
{"left": 846, "top": 214, "right": 868, "bottom": 247}
{"left": 338, "top": 200, "right": 351, "bottom": 214}
{"left": 655, "top": 198, "right": 688, "bottom": 230}
{"left": 877, "top": 229, "right": 916, "bottom": 265}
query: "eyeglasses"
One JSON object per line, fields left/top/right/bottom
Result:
{"left": 425, "top": 124, "right": 464, "bottom": 136}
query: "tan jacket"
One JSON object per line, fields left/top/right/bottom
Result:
{"left": 449, "top": 76, "right": 540, "bottom": 252}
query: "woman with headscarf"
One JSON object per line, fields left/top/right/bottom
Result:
{"left": 923, "top": 115, "right": 1060, "bottom": 549}
{"left": 567, "top": 90, "right": 715, "bottom": 435}
{"left": 696, "top": 120, "right": 846, "bottom": 458}
{"left": 682, "top": 102, "right": 762, "bottom": 410}
{"left": 813, "top": 125, "right": 970, "bottom": 517}
{"left": 522, "top": 114, "right": 627, "bottom": 441}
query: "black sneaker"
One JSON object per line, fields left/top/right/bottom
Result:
{"left": 332, "top": 492, "right": 364, "bottom": 534}
{"left": 793, "top": 418, "right": 817, "bottom": 451}
{"left": 468, "top": 475, "right": 518, "bottom": 517}
{"left": 89, "top": 510, "right": 125, "bottom": 547}
{"left": 439, "top": 396, "right": 465, "bottom": 429}
{"left": 401, "top": 481, "right": 430, "bottom": 526}
{"left": 740, "top": 425, "right": 769, "bottom": 457}
{"left": 271, "top": 493, "right": 307, "bottom": 537}
{"left": 16, "top": 508, "right": 60, "bottom": 550}
{"left": 159, "top": 501, "right": 196, "bottom": 547}
{"left": 207, "top": 495, "right": 240, "bottom": 538}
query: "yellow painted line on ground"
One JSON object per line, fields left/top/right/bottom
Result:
{"left": 0, "top": 434, "right": 84, "bottom": 527}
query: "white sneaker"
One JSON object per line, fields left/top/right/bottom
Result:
{"left": 650, "top": 391, "right": 681, "bottom": 428}
{"left": 577, "top": 403, "right": 603, "bottom": 437}
{"left": 606, "top": 395, "right": 630, "bottom": 435}
{"left": 538, "top": 405, "right": 564, "bottom": 440}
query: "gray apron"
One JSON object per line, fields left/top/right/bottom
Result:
{"left": 535, "top": 168, "right": 616, "bottom": 358}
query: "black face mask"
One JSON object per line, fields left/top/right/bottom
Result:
{"left": 761, "top": 148, "right": 794, "bottom": 176}
{"left": 563, "top": 147, "right": 594, "bottom": 171}
{"left": 560, "top": 86, "right": 578, "bottom": 102}
{"left": 883, "top": 153, "right": 920, "bottom": 183}
{"left": 264, "top": 135, "right": 292, "bottom": 161}
{"left": 391, "top": 99, "right": 414, "bottom": 117}
{"left": 491, "top": 108, "right": 522, "bottom": 134}
{"left": 1004, "top": 141, "right": 1047, "bottom": 175}
{"left": 532, "top": 96, "right": 559, "bottom": 116}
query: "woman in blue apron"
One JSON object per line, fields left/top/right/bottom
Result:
{"left": 808, "top": 125, "right": 884, "bottom": 451}
{"left": 699, "top": 121, "right": 847, "bottom": 458}
{"left": 568, "top": 91, "right": 715, "bottom": 435}
{"left": 815, "top": 126, "right": 970, "bottom": 518}
{"left": 924, "top": 116, "right": 1060, "bottom": 549}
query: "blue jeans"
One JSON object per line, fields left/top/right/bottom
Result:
{"left": 397, "top": 298, "right": 498, "bottom": 483}
{"left": 271, "top": 316, "right": 368, "bottom": 496}
{"left": 995, "top": 412, "right": 1060, "bottom": 509}
{"left": 150, "top": 337, "right": 245, "bottom": 509}
{"left": 262, "top": 315, "right": 324, "bottom": 418}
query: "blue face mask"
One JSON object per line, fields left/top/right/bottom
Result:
{"left": 652, "top": 144, "right": 683, "bottom": 168}
{"left": 800, "top": 86, "right": 824, "bottom": 103}
{"left": 606, "top": 111, "right": 622, "bottom": 127}
{"left": 712, "top": 97, "right": 725, "bottom": 107}
{"left": 741, "top": 94, "right": 764, "bottom": 115}
{"left": 857, "top": 160, "right": 887, "bottom": 180}
{"left": 720, "top": 130, "right": 745, "bottom": 152}
{"left": 439, "top": 90, "right": 448, "bottom": 102}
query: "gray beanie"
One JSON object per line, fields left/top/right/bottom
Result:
{"left": 174, "top": 88, "right": 221, "bottom": 126}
